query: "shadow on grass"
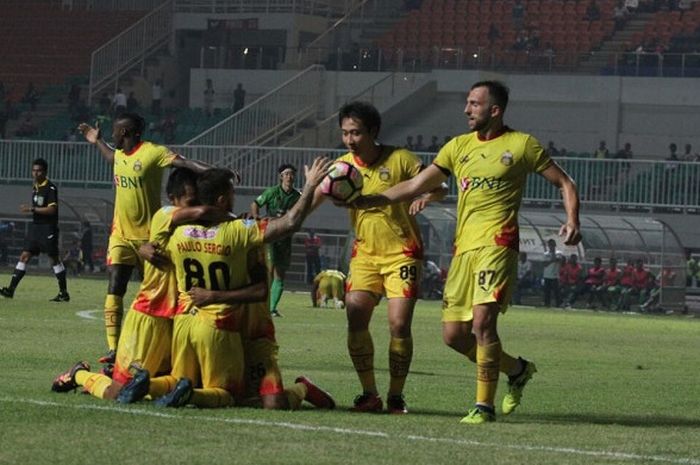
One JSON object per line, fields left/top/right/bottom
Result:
{"left": 516, "top": 413, "right": 700, "bottom": 428}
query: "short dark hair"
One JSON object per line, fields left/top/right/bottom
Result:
{"left": 338, "top": 101, "right": 382, "bottom": 136}
{"left": 197, "top": 168, "right": 235, "bottom": 206}
{"left": 32, "top": 158, "right": 48, "bottom": 170}
{"left": 116, "top": 112, "right": 146, "bottom": 137}
{"left": 471, "top": 80, "right": 509, "bottom": 112}
{"left": 278, "top": 163, "right": 296, "bottom": 174}
{"left": 166, "top": 167, "right": 199, "bottom": 200}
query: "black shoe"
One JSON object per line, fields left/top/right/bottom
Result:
{"left": 0, "top": 287, "right": 14, "bottom": 298}
{"left": 98, "top": 349, "right": 116, "bottom": 365}
{"left": 271, "top": 310, "right": 283, "bottom": 317}
{"left": 117, "top": 365, "right": 150, "bottom": 404}
{"left": 50, "top": 292, "right": 70, "bottom": 302}
{"left": 154, "top": 378, "right": 193, "bottom": 407}
{"left": 386, "top": 394, "right": 408, "bottom": 414}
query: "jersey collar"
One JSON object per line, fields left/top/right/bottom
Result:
{"left": 123, "top": 141, "right": 144, "bottom": 156}
{"left": 34, "top": 178, "right": 49, "bottom": 189}
{"left": 476, "top": 126, "right": 510, "bottom": 142}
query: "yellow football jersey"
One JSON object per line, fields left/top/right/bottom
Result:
{"left": 130, "top": 206, "right": 179, "bottom": 318}
{"left": 434, "top": 129, "right": 552, "bottom": 254}
{"left": 338, "top": 146, "right": 423, "bottom": 259}
{"left": 167, "top": 218, "right": 266, "bottom": 329}
{"left": 112, "top": 141, "right": 176, "bottom": 240}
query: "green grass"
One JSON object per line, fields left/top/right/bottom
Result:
{"left": 1, "top": 275, "right": 699, "bottom": 465}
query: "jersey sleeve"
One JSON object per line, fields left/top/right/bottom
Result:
{"left": 157, "top": 144, "right": 177, "bottom": 168}
{"left": 236, "top": 218, "right": 266, "bottom": 248}
{"left": 524, "top": 136, "right": 553, "bottom": 173}
{"left": 149, "top": 206, "right": 177, "bottom": 245}
{"left": 403, "top": 150, "right": 423, "bottom": 179}
{"left": 254, "top": 187, "right": 272, "bottom": 207}
{"left": 46, "top": 185, "right": 59, "bottom": 207}
{"left": 433, "top": 138, "right": 456, "bottom": 175}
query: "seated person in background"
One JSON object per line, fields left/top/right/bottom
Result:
{"left": 573, "top": 256, "right": 605, "bottom": 309}
{"left": 62, "top": 239, "right": 83, "bottom": 276}
{"left": 421, "top": 257, "right": 443, "bottom": 300}
{"left": 640, "top": 267, "right": 676, "bottom": 313}
{"left": 560, "top": 254, "right": 584, "bottom": 307}
{"left": 513, "top": 252, "right": 534, "bottom": 305}
{"left": 602, "top": 257, "right": 621, "bottom": 309}
{"left": 15, "top": 113, "right": 38, "bottom": 137}
{"left": 619, "top": 259, "right": 652, "bottom": 311}
{"left": 613, "top": 258, "right": 635, "bottom": 310}
{"left": 312, "top": 269, "right": 347, "bottom": 309}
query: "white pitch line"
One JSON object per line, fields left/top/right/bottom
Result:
{"left": 2, "top": 397, "right": 698, "bottom": 465}
{"left": 75, "top": 309, "right": 103, "bottom": 321}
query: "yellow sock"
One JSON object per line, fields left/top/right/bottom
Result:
{"left": 285, "top": 383, "right": 307, "bottom": 410}
{"left": 475, "top": 341, "right": 501, "bottom": 407}
{"left": 189, "top": 388, "right": 234, "bottom": 408}
{"left": 388, "top": 336, "right": 413, "bottom": 396}
{"left": 464, "top": 338, "right": 520, "bottom": 375}
{"left": 149, "top": 375, "right": 177, "bottom": 399}
{"left": 75, "top": 371, "right": 112, "bottom": 400}
{"left": 347, "top": 329, "right": 376, "bottom": 394}
{"left": 104, "top": 294, "right": 123, "bottom": 351}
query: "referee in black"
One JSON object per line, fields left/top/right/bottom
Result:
{"left": 0, "top": 158, "right": 70, "bottom": 301}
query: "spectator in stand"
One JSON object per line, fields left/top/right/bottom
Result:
{"left": 111, "top": 89, "right": 127, "bottom": 117}
{"left": 513, "top": 252, "right": 534, "bottom": 305}
{"left": 81, "top": 220, "right": 94, "bottom": 273}
{"left": 512, "top": 0, "right": 525, "bottom": 29}
{"left": 22, "top": 82, "right": 39, "bottom": 111}
{"left": 546, "top": 141, "right": 560, "bottom": 157}
{"left": 575, "top": 257, "right": 606, "bottom": 309}
{"left": 404, "top": 135, "right": 414, "bottom": 150}
{"left": 15, "top": 113, "right": 37, "bottom": 137}
{"left": 414, "top": 134, "right": 425, "bottom": 151}
{"left": 585, "top": 0, "right": 601, "bottom": 20}
{"left": 67, "top": 84, "right": 80, "bottom": 113}
{"left": 619, "top": 258, "right": 652, "bottom": 311}
{"left": 427, "top": 135, "right": 440, "bottom": 152}
{"left": 160, "top": 112, "right": 177, "bottom": 144}
{"left": 233, "top": 82, "right": 246, "bottom": 113}
{"left": 304, "top": 229, "right": 322, "bottom": 284}
{"left": 686, "top": 250, "right": 698, "bottom": 287}
{"left": 542, "top": 239, "right": 563, "bottom": 307}
{"left": 151, "top": 79, "right": 163, "bottom": 116}
{"left": 594, "top": 140, "right": 610, "bottom": 159}
{"left": 98, "top": 92, "right": 111, "bottom": 115}
{"left": 615, "top": 142, "right": 633, "bottom": 160}
{"left": 561, "top": 254, "right": 584, "bottom": 308}
{"left": 602, "top": 257, "right": 622, "bottom": 309}
{"left": 203, "top": 79, "right": 215, "bottom": 117}
{"left": 126, "top": 92, "right": 139, "bottom": 113}
{"left": 613, "top": 1, "right": 630, "bottom": 30}
{"left": 681, "top": 143, "right": 697, "bottom": 161}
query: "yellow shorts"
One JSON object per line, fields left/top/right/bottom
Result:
{"left": 171, "top": 313, "right": 244, "bottom": 398}
{"left": 442, "top": 246, "right": 517, "bottom": 322}
{"left": 107, "top": 235, "right": 147, "bottom": 267}
{"left": 112, "top": 309, "right": 172, "bottom": 385}
{"left": 348, "top": 253, "right": 421, "bottom": 299}
{"left": 240, "top": 302, "right": 284, "bottom": 400}
{"left": 318, "top": 276, "right": 344, "bottom": 302}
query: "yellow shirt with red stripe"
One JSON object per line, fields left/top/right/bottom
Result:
{"left": 434, "top": 128, "right": 552, "bottom": 254}
{"left": 112, "top": 141, "right": 176, "bottom": 240}
{"left": 130, "top": 206, "right": 179, "bottom": 318}
{"left": 338, "top": 146, "right": 423, "bottom": 259}
{"left": 167, "top": 218, "right": 267, "bottom": 330}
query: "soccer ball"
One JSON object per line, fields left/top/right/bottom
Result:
{"left": 320, "top": 161, "right": 363, "bottom": 203}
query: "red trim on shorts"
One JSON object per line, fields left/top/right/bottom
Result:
{"left": 402, "top": 239, "right": 424, "bottom": 259}
{"left": 494, "top": 224, "right": 519, "bottom": 250}
{"left": 112, "top": 361, "right": 132, "bottom": 386}
{"left": 215, "top": 312, "right": 241, "bottom": 332}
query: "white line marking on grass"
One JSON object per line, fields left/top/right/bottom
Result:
{"left": 75, "top": 309, "right": 103, "bottom": 321}
{"left": 3, "top": 397, "right": 698, "bottom": 465}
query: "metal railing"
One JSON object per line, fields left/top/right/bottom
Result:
{"left": 59, "top": 0, "right": 165, "bottom": 10}
{"left": 88, "top": 0, "right": 174, "bottom": 106}
{"left": 173, "top": 0, "right": 339, "bottom": 15}
{"left": 184, "top": 65, "right": 325, "bottom": 154}
{"left": 1, "top": 141, "right": 699, "bottom": 212}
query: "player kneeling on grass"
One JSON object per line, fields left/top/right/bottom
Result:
{"left": 119, "top": 158, "right": 336, "bottom": 409}
{"left": 51, "top": 168, "right": 236, "bottom": 400}
{"left": 311, "top": 269, "right": 346, "bottom": 309}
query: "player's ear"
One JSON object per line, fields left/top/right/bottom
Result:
{"left": 490, "top": 104, "right": 502, "bottom": 118}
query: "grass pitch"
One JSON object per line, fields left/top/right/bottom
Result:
{"left": 0, "top": 275, "right": 698, "bottom": 465}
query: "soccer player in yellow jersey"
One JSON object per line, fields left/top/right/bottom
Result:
{"left": 312, "top": 269, "right": 346, "bottom": 309}
{"left": 355, "top": 81, "right": 581, "bottom": 424}
{"left": 78, "top": 113, "right": 212, "bottom": 365}
{"left": 51, "top": 168, "right": 235, "bottom": 401}
{"left": 311, "top": 101, "right": 446, "bottom": 414}
{"left": 148, "top": 157, "right": 333, "bottom": 408}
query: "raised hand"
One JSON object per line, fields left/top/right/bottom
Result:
{"left": 559, "top": 222, "right": 582, "bottom": 246}
{"left": 77, "top": 122, "right": 101, "bottom": 144}
{"left": 303, "top": 156, "right": 333, "bottom": 189}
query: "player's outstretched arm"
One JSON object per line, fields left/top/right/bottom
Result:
{"left": 138, "top": 242, "right": 171, "bottom": 270}
{"left": 408, "top": 181, "right": 449, "bottom": 215}
{"left": 171, "top": 205, "right": 236, "bottom": 228}
{"left": 187, "top": 281, "right": 268, "bottom": 307}
{"left": 77, "top": 122, "right": 115, "bottom": 163}
{"left": 263, "top": 156, "right": 333, "bottom": 243}
{"left": 171, "top": 155, "right": 220, "bottom": 175}
{"left": 354, "top": 164, "right": 447, "bottom": 210}
{"left": 540, "top": 161, "right": 581, "bottom": 245}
